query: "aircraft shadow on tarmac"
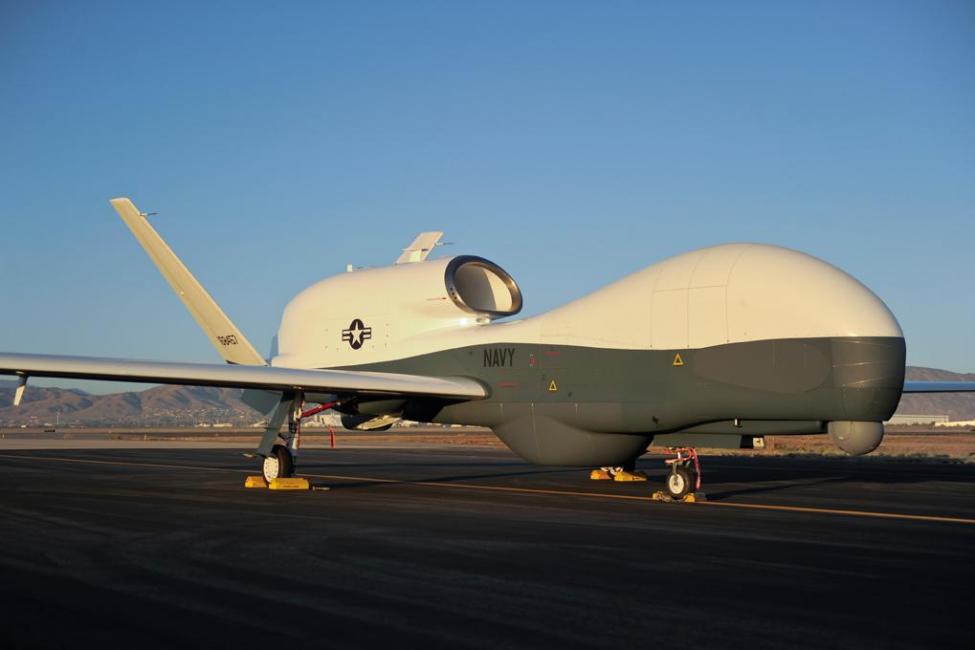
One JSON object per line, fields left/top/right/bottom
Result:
{"left": 671, "top": 457, "right": 975, "bottom": 500}
{"left": 291, "top": 452, "right": 975, "bottom": 501}
{"left": 703, "top": 475, "right": 851, "bottom": 500}
{"left": 297, "top": 464, "right": 583, "bottom": 492}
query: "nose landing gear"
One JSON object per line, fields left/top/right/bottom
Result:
{"left": 656, "top": 447, "right": 704, "bottom": 502}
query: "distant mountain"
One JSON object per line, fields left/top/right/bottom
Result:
{"left": 898, "top": 367, "right": 975, "bottom": 421}
{"left": 0, "top": 381, "right": 260, "bottom": 427}
{"left": 2, "top": 365, "right": 974, "bottom": 426}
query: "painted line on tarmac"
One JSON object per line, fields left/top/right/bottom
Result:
{"left": 2, "top": 452, "right": 973, "bottom": 526}
{"left": 694, "top": 500, "right": 975, "bottom": 524}
{"left": 0, "top": 452, "right": 241, "bottom": 474}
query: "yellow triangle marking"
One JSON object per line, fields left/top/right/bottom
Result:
{"left": 673, "top": 353, "right": 684, "bottom": 367}
{"left": 548, "top": 379, "right": 558, "bottom": 392}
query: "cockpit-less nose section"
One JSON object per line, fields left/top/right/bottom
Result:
{"left": 2, "top": 200, "right": 972, "bottom": 498}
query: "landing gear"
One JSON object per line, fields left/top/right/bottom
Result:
{"left": 258, "top": 395, "right": 302, "bottom": 482}
{"left": 662, "top": 447, "right": 702, "bottom": 500}
{"left": 262, "top": 444, "right": 294, "bottom": 482}
{"left": 665, "top": 466, "right": 695, "bottom": 499}
{"left": 254, "top": 391, "right": 340, "bottom": 485}
{"left": 589, "top": 466, "right": 649, "bottom": 482}
{"left": 589, "top": 458, "right": 649, "bottom": 482}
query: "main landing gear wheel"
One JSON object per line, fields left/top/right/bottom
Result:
{"left": 262, "top": 444, "right": 294, "bottom": 482}
{"left": 665, "top": 467, "right": 696, "bottom": 499}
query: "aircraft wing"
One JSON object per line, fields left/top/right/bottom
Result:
{"left": 0, "top": 352, "right": 486, "bottom": 400}
{"left": 902, "top": 381, "right": 975, "bottom": 393}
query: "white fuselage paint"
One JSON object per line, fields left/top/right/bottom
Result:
{"left": 272, "top": 243, "right": 903, "bottom": 370}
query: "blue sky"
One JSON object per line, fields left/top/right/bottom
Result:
{"left": 2, "top": 1, "right": 973, "bottom": 392}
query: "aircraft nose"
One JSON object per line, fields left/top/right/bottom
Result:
{"left": 725, "top": 244, "right": 904, "bottom": 342}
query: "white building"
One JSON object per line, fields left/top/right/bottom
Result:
{"left": 885, "top": 414, "right": 950, "bottom": 425}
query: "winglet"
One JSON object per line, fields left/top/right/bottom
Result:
{"left": 110, "top": 197, "right": 266, "bottom": 366}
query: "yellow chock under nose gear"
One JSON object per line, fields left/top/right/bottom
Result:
{"left": 589, "top": 469, "right": 613, "bottom": 480}
{"left": 244, "top": 476, "right": 268, "bottom": 488}
{"left": 613, "top": 470, "right": 648, "bottom": 482}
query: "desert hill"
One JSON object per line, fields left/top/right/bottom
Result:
{"left": 897, "top": 367, "right": 975, "bottom": 421}
{"left": 0, "top": 382, "right": 258, "bottom": 427}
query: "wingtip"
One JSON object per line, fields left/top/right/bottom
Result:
{"left": 109, "top": 197, "right": 139, "bottom": 218}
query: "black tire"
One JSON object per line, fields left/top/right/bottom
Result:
{"left": 665, "top": 466, "right": 695, "bottom": 499}
{"left": 262, "top": 444, "right": 294, "bottom": 482}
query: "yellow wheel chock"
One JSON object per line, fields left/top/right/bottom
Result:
{"left": 244, "top": 476, "right": 268, "bottom": 489}
{"left": 268, "top": 477, "right": 310, "bottom": 491}
{"left": 244, "top": 476, "right": 310, "bottom": 490}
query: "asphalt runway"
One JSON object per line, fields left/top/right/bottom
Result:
{"left": 1, "top": 446, "right": 972, "bottom": 649}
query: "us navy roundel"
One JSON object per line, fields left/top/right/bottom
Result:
{"left": 341, "top": 318, "right": 372, "bottom": 350}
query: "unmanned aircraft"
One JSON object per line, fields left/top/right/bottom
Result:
{"left": 2, "top": 198, "right": 972, "bottom": 498}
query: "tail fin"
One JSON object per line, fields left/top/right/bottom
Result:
{"left": 110, "top": 197, "right": 266, "bottom": 366}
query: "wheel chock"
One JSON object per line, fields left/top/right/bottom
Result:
{"left": 244, "top": 476, "right": 268, "bottom": 489}
{"left": 268, "top": 477, "right": 310, "bottom": 491}
{"left": 589, "top": 469, "right": 612, "bottom": 480}
{"left": 614, "top": 470, "right": 648, "bottom": 482}
{"left": 650, "top": 491, "right": 705, "bottom": 503}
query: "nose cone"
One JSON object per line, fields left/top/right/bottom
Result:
{"left": 725, "top": 244, "right": 903, "bottom": 343}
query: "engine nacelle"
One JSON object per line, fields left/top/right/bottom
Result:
{"left": 274, "top": 255, "right": 521, "bottom": 368}
{"left": 442, "top": 256, "right": 523, "bottom": 319}
{"left": 828, "top": 420, "right": 884, "bottom": 455}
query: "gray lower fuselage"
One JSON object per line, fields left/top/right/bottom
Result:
{"left": 341, "top": 336, "right": 906, "bottom": 466}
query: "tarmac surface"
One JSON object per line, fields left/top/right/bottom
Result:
{"left": 1, "top": 445, "right": 973, "bottom": 649}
